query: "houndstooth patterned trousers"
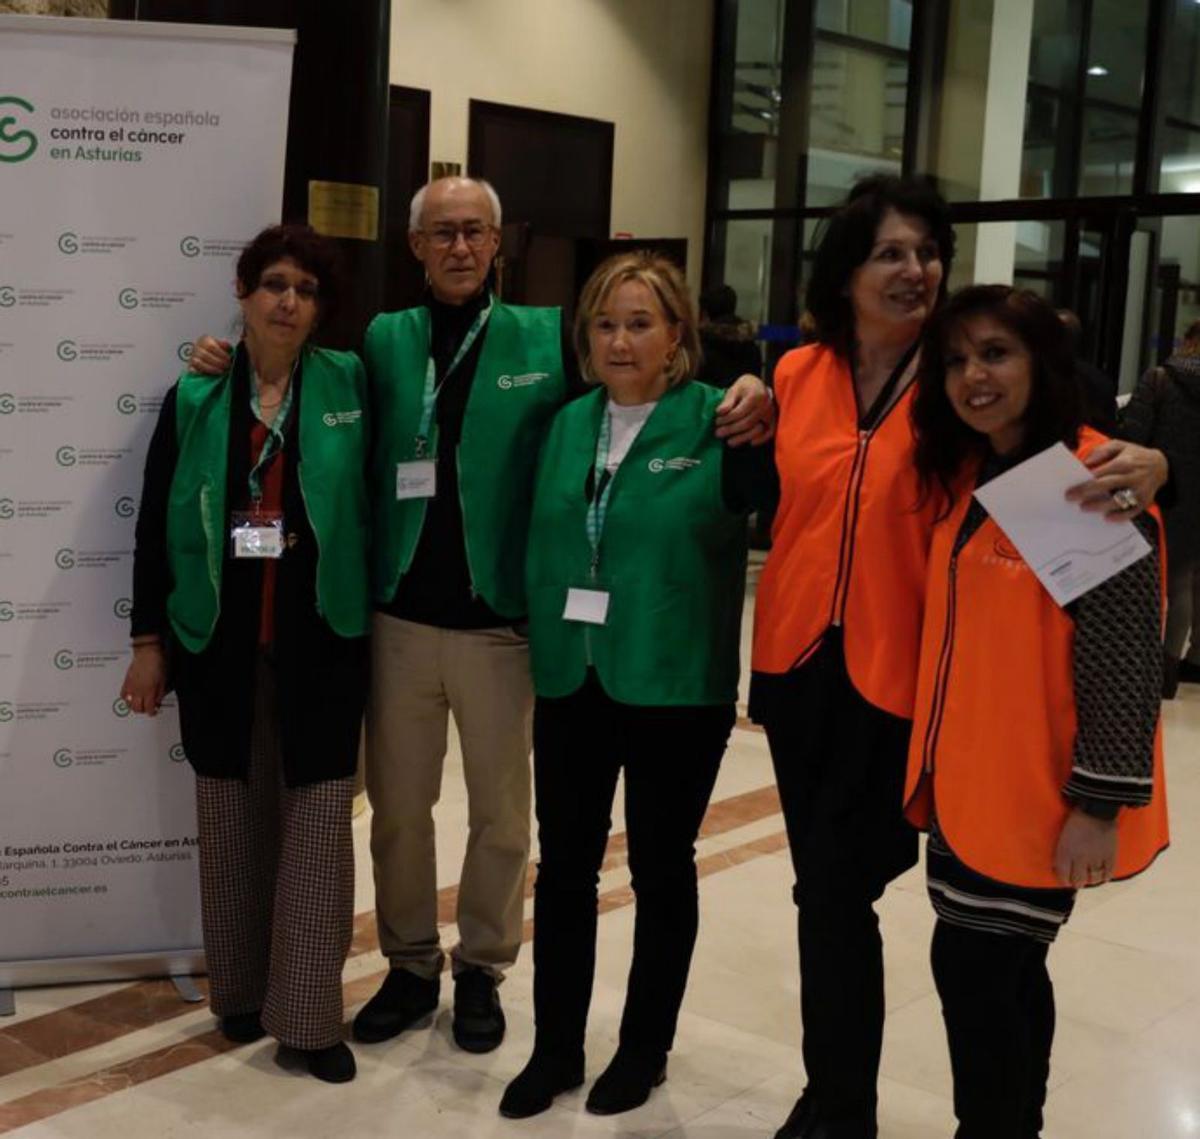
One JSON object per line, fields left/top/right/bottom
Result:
{"left": 195, "top": 656, "right": 355, "bottom": 1050}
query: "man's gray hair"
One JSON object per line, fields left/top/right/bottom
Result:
{"left": 409, "top": 177, "right": 503, "bottom": 231}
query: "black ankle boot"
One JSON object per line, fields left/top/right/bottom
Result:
{"left": 304, "top": 1041, "right": 356, "bottom": 1083}
{"left": 219, "top": 1011, "right": 265, "bottom": 1043}
{"left": 499, "top": 1052, "right": 585, "bottom": 1118}
{"left": 585, "top": 1047, "right": 667, "bottom": 1115}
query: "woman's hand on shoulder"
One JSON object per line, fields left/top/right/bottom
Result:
{"left": 1065, "top": 441, "right": 1168, "bottom": 520}
{"left": 188, "top": 336, "right": 234, "bottom": 376}
{"left": 119, "top": 642, "right": 167, "bottom": 717}
{"left": 715, "top": 374, "right": 776, "bottom": 447}
{"left": 1054, "top": 807, "right": 1118, "bottom": 888}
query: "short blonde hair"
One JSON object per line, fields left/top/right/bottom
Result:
{"left": 574, "top": 251, "right": 701, "bottom": 387}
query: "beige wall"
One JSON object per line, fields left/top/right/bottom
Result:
{"left": 390, "top": 0, "right": 715, "bottom": 290}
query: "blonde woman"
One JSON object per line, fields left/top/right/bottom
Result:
{"left": 500, "top": 252, "right": 775, "bottom": 1119}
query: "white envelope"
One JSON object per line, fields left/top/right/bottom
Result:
{"left": 972, "top": 443, "right": 1152, "bottom": 607}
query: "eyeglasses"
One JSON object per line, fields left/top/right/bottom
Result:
{"left": 259, "top": 275, "right": 319, "bottom": 302}
{"left": 420, "top": 224, "right": 495, "bottom": 250}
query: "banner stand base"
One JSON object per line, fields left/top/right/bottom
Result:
{"left": 0, "top": 989, "right": 13, "bottom": 1017}
{"left": 171, "top": 974, "right": 205, "bottom": 1003}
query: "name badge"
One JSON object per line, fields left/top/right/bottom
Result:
{"left": 230, "top": 513, "right": 284, "bottom": 559}
{"left": 396, "top": 460, "right": 437, "bottom": 500}
{"left": 563, "top": 587, "right": 610, "bottom": 625}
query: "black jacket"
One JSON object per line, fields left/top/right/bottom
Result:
{"left": 131, "top": 353, "right": 368, "bottom": 786}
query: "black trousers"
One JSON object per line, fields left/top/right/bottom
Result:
{"left": 932, "top": 920, "right": 1054, "bottom": 1139}
{"left": 751, "top": 632, "right": 918, "bottom": 1133}
{"left": 530, "top": 672, "right": 735, "bottom": 1062}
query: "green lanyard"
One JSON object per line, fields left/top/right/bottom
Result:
{"left": 585, "top": 410, "right": 616, "bottom": 576}
{"left": 248, "top": 367, "right": 295, "bottom": 504}
{"left": 414, "top": 297, "right": 494, "bottom": 459}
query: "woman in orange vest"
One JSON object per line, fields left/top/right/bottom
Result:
{"left": 752, "top": 177, "right": 1170, "bottom": 1139}
{"left": 907, "top": 285, "right": 1168, "bottom": 1138}
{"left": 751, "top": 175, "right": 954, "bottom": 1139}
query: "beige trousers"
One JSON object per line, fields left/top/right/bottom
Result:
{"left": 366, "top": 613, "right": 533, "bottom": 979}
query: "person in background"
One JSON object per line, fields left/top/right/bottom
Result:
{"left": 187, "top": 178, "right": 775, "bottom": 1058}
{"left": 696, "top": 283, "right": 763, "bottom": 389}
{"left": 1057, "top": 308, "right": 1118, "bottom": 434}
{"left": 499, "top": 251, "right": 776, "bottom": 1120}
{"left": 119, "top": 224, "right": 369, "bottom": 1083}
{"left": 1120, "top": 318, "right": 1200, "bottom": 696}
{"left": 907, "top": 284, "right": 1168, "bottom": 1138}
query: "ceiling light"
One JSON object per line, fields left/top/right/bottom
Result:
{"left": 1088, "top": 65, "right": 1109, "bottom": 76}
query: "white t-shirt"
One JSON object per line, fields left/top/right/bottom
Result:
{"left": 605, "top": 399, "right": 657, "bottom": 473}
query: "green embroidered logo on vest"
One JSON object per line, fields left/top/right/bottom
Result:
{"left": 497, "top": 372, "right": 550, "bottom": 390}
{"left": 321, "top": 409, "right": 363, "bottom": 427}
{"left": 647, "top": 456, "right": 703, "bottom": 473}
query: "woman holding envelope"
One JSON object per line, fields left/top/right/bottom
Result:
{"left": 906, "top": 284, "right": 1169, "bottom": 1138}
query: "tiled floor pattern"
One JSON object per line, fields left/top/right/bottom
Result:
{"left": 1, "top": 615, "right": 1198, "bottom": 1136}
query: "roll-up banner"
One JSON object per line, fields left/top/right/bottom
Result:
{"left": 0, "top": 15, "right": 295, "bottom": 988}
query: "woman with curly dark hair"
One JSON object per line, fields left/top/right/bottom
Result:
{"left": 119, "top": 224, "right": 370, "bottom": 1082}
{"left": 906, "top": 285, "right": 1169, "bottom": 1138}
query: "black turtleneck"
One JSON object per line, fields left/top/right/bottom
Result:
{"left": 379, "top": 289, "right": 580, "bottom": 629}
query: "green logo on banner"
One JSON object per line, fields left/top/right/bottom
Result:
{"left": 55, "top": 548, "right": 75, "bottom": 569}
{"left": 0, "top": 498, "right": 15, "bottom": 520}
{"left": 0, "top": 393, "right": 14, "bottom": 414}
{"left": 56, "top": 445, "right": 77, "bottom": 467}
{"left": 0, "top": 701, "right": 13, "bottom": 723}
{"left": 114, "top": 495, "right": 136, "bottom": 519}
{"left": 178, "top": 342, "right": 193, "bottom": 363}
{"left": 113, "top": 597, "right": 132, "bottom": 619}
{"left": 113, "top": 697, "right": 131, "bottom": 718}
{"left": 0, "top": 97, "right": 37, "bottom": 164}
{"left": 116, "top": 393, "right": 138, "bottom": 415}
{"left": 0, "top": 286, "right": 15, "bottom": 308}
{"left": 57, "top": 340, "right": 78, "bottom": 362}
{"left": 169, "top": 743, "right": 187, "bottom": 763}
{"left": 58, "top": 232, "right": 79, "bottom": 255}
{"left": 0, "top": 601, "right": 13, "bottom": 621}
{"left": 53, "top": 748, "right": 73, "bottom": 768}
{"left": 180, "top": 236, "right": 200, "bottom": 258}
{"left": 53, "top": 649, "right": 74, "bottom": 670}
{"left": 118, "top": 287, "right": 139, "bottom": 310}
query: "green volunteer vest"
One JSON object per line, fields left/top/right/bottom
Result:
{"left": 526, "top": 381, "right": 748, "bottom": 706}
{"left": 165, "top": 345, "right": 371, "bottom": 652}
{"left": 364, "top": 301, "right": 565, "bottom": 615}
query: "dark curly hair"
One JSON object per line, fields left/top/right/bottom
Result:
{"left": 912, "top": 284, "right": 1082, "bottom": 516}
{"left": 235, "top": 223, "right": 343, "bottom": 326}
{"left": 805, "top": 174, "right": 955, "bottom": 358}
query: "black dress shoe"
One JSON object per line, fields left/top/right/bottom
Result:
{"left": 452, "top": 967, "right": 505, "bottom": 1053}
{"left": 219, "top": 1011, "right": 265, "bottom": 1043}
{"left": 585, "top": 1048, "right": 667, "bottom": 1115}
{"left": 773, "top": 1091, "right": 815, "bottom": 1138}
{"left": 304, "top": 1041, "right": 356, "bottom": 1083}
{"left": 498, "top": 1052, "right": 585, "bottom": 1118}
{"left": 351, "top": 968, "right": 439, "bottom": 1043}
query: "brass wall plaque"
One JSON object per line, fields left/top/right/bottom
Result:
{"left": 307, "top": 180, "right": 380, "bottom": 241}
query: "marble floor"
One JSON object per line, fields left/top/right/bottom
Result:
{"left": 2, "top": 590, "right": 1198, "bottom": 1138}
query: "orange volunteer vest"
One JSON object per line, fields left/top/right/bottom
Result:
{"left": 904, "top": 429, "right": 1170, "bottom": 889}
{"left": 752, "top": 343, "right": 938, "bottom": 719}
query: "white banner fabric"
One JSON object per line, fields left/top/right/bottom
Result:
{"left": 0, "top": 15, "right": 295, "bottom": 980}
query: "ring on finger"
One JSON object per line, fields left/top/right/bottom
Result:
{"left": 1112, "top": 487, "right": 1139, "bottom": 511}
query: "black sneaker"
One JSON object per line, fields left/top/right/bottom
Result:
{"left": 585, "top": 1047, "right": 667, "bottom": 1115}
{"left": 452, "top": 967, "right": 505, "bottom": 1053}
{"left": 304, "top": 1041, "right": 356, "bottom": 1083}
{"left": 499, "top": 1051, "right": 585, "bottom": 1118}
{"left": 351, "top": 968, "right": 439, "bottom": 1043}
{"left": 219, "top": 1010, "right": 265, "bottom": 1043}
